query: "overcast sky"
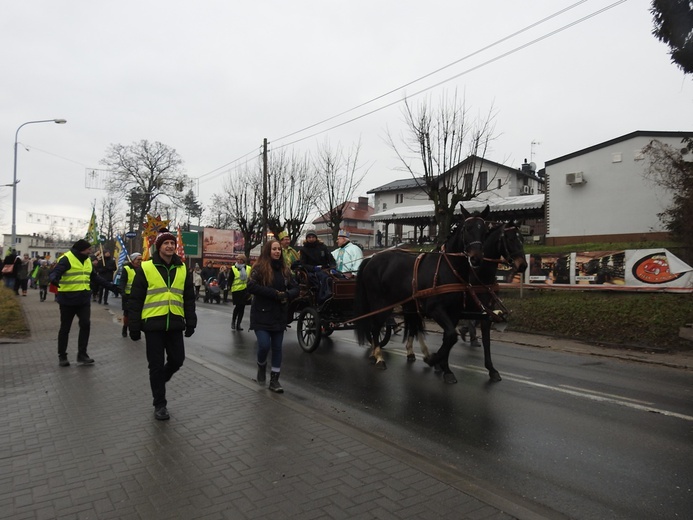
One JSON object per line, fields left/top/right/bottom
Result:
{"left": 1, "top": 0, "right": 691, "bottom": 238}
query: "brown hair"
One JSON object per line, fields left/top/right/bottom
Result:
{"left": 252, "top": 240, "right": 290, "bottom": 286}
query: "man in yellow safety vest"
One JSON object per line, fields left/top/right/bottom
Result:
{"left": 118, "top": 252, "right": 142, "bottom": 338}
{"left": 49, "top": 239, "right": 121, "bottom": 367}
{"left": 127, "top": 231, "right": 197, "bottom": 421}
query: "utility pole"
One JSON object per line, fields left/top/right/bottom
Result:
{"left": 262, "top": 138, "right": 268, "bottom": 245}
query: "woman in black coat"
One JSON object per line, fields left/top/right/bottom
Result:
{"left": 247, "top": 240, "right": 299, "bottom": 393}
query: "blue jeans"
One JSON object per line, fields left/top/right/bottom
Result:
{"left": 255, "top": 329, "right": 284, "bottom": 371}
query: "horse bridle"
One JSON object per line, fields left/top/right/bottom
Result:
{"left": 483, "top": 224, "right": 524, "bottom": 265}
{"left": 461, "top": 216, "right": 486, "bottom": 252}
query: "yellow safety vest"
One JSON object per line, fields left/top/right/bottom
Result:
{"left": 231, "top": 265, "right": 251, "bottom": 292}
{"left": 140, "top": 260, "right": 186, "bottom": 319}
{"left": 59, "top": 251, "right": 92, "bottom": 292}
{"left": 123, "top": 265, "right": 136, "bottom": 295}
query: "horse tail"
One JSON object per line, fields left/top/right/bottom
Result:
{"left": 402, "top": 305, "right": 425, "bottom": 342}
{"left": 354, "top": 257, "right": 372, "bottom": 345}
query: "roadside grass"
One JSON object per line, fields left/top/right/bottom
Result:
{"left": 0, "top": 285, "right": 30, "bottom": 338}
{"left": 501, "top": 289, "right": 693, "bottom": 351}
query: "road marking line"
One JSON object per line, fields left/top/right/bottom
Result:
{"left": 558, "top": 384, "right": 653, "bottom": 405}
{"left": 347, "top": 339, "right": 693, "bottom": 422}
{"left": 509, "top": 378, "right": 693, "bottom": 422}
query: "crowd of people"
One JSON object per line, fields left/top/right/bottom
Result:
{"left": 1, "top": 228, "right": 369, "bottom": 420}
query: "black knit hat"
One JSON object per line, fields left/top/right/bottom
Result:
{"left": 155, "top": 232, "right": 176, "bottom": 251}
{"left": 73, "top": 239, "right": 92, "bottom": 252}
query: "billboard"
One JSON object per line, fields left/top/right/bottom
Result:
{"left": 202, "top": 228, "right": 245, "bottom": 263}
{"left": 507, "top": 249, "right": 693, "bottom": 290}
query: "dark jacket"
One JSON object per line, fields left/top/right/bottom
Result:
{"left": 95, "top": 255, "right": 117, "bottom": 281}
{"left": 36, "top": 265, "right": 51, "bottom": 286}
{"left": 49, "top": 247, "right": 118, "bottom": 306}
{"left": 300, "top": 241, "right": 336, "bottom": 268}
{"left": 218, "top": 270, "right": 228, "bottom": 291}
{"left": 127, "top": 251, "right": 197, "bottom": 334}
{"left": 2, "top": 252, "right": 19, "bottom": 279}
{"left": 119, "top": 261, "right": 137, "bottom": 311}
{"left": 200, "top": 265, "right": 216, "bottom": 284}
{"left": 247, "top": 260, "right": 299, "bottom": 332}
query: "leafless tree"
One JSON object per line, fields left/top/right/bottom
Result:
{"left": 266, "top": 149, "right": 318, "bottom": 246}
{"left": 101, "top": 140, "right": 192, "bottom": 235}
{"left": 312, "top": 139, "right": 367, "bottom": 244}
{"left": 97, "top": 193, "right": 122, "bottom": 251}
{"left": 387, "top": 91, "right": 499, "bottom": 242}
{"left": 206, "top": 194, "right": 233, "bottom": 230}
{"left": 220, "top": 164, "right": 265, "bottom": 259}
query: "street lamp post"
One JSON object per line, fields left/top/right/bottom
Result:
{"left": 11, "top": 119, "right": 67, "bottom": 249}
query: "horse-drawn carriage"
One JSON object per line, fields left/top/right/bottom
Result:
{"left": 286, "top": 206, "right": 528, "bottom": 385}
{"left": 288, "top": 267, "right": 392, "bottom": 352}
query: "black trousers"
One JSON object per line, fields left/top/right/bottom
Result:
{"left": 145, "top": 330, "right": 185, "bottom": 409}
{"left": 58, "top": 304, "right": 91, "bottom": 358}
{"left": 97, "top": 286, "right": 110, "bottom": 304}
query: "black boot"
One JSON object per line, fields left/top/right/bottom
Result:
{"left": 256, "top": 362, "right": 266, "bottom": 384}
{"left": 122, "top": 325, "right": 128, "bottom": 337}
{"left": 269, "top": 371, "right": 283, "bottom": 393}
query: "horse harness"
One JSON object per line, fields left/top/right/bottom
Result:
{"left": 411, "top": 251, "right": 504, "bottom": 321}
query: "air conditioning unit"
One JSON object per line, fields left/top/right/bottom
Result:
{"left": 566, "top": 171, "right": 585, "bottom": 185}
{"left": 521, "top": 185, "right": 531, "bottom": 195}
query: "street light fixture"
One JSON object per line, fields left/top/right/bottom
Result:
{"left": 11, "top": 119, "right": 67, "bottom": 249}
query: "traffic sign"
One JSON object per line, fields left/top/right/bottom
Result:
{"left": 125, "top": 231, "right": 137, "bottom": 239}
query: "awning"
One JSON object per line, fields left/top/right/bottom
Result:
{"left": 371, "top": 194, "right": 545, "bottom": 222}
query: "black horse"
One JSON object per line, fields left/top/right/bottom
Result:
{"left": 422, "top": 222, "right": 528, "bottom": 383}
{"left": 354, "top": 206, "right": 490, "bottom": 374}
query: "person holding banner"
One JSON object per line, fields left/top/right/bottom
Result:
{"left": 95, "top": 250, "right": 117, "bottom": 305}
{"left": 49, "top": 239, "right": 121, "bottom": 367}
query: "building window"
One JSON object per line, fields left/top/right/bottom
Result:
{"left": 497, "top": 179, "right": 502, "bottom": 189}
{"left": 463, "top": 173, "right": 473, "bottom": 193}
{"left": 478, "top": 171, "right": 488, "bottom": 191}
{"left": 395, "top": 193, "right": 404, "bottom": 204}
{"left": 382, "top": 202, "right": 387, "bottom": 211}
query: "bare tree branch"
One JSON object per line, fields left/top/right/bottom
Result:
{"left": 101, "top": 140, "right": 191, "bottom": 234}
{"left": 387, "top": 91, "right": 499, "bottom": 242}
{"left": 312, "top": 139, "right": 367, "bottom": 244}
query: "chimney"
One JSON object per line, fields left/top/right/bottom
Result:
{"left": 358, "top": 196, "right": 369, "bottom": 209}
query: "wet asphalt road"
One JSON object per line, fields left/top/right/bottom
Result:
{"left": 186, "top": 301, "right": 693, "bottom": 520}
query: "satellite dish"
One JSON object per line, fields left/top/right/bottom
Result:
{"left": 529, "top": 162, "right": 537, "bottom": 171}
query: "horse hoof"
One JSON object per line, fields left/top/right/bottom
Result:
{"left": 489, "top": 371, "right": 502, "bottom": 382}
{"left": 443, "top": 373, "right": 458, "bottom": 384}
{"left": 375, "top": 360, "right": 387, "bottom": 370}
{"left": 406, "top": 354, "right": 416, "bottom": 362}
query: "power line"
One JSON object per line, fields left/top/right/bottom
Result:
{"left": 21, "top": 144, "right": 91, "bottom": 167}
{"left": 196, "top": 147, "right": 260, "bottom": 182}
{"left": 270, "top": 0, "right": 591, "bottom": 145}
{"left": 270, "top": 0, "right": 629, "bottom": 151}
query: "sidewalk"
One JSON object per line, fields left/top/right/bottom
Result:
{"left": 1, "top": 292, "right": 563, "bottom": 520}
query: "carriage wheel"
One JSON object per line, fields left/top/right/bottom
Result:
{"left": 297, "top": 307, "right": 322, "bottom": 353}
{"left": 376, "top": 322, "right": 392, "bottom": 348}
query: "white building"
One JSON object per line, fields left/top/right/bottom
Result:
{"left": 544, "top": 130, "right": 691, "bottom": 246}
{"left": 368, "top": 156, "right": 545, "bottom": 244}
{"left": 2, "top": 233, "right": 72, "bottom": 262}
